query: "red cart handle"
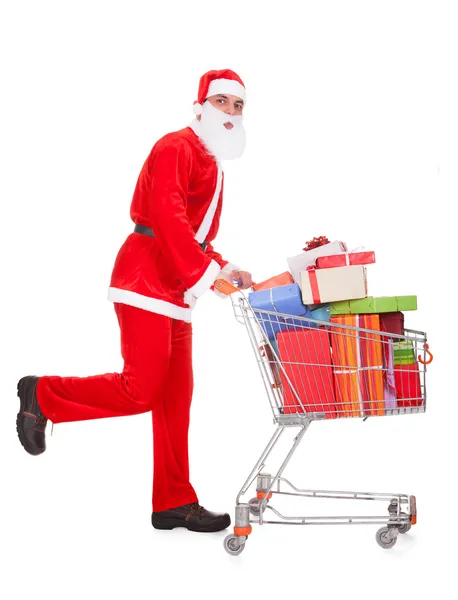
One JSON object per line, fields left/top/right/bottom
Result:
{"left": 418, "top": 343, "right": 433, "bottom": 365}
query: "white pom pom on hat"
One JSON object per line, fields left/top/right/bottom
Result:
{"left": 193, "top": 102, "right": 203, "bottom": 116}
{"left": 192, "top": 69, "right": 246, "bottom": 115}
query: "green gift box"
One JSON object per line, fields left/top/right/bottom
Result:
{"left": 330, "top": 295, "right": 417, "bottom": 315}
{"left": 393, "top": 340, "right": 416, "bottom": 365}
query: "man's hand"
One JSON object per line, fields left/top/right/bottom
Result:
{"left": 231, "top": 270, "right": 253, "bottom": 290}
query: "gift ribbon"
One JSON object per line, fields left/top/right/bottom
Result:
{"left": 306, "top": 266, "right": 321, "bottom": 304}
{"left": 269, "top": 287, "right": 279, "bottom": 312}
{"left": 303, "top": 235, "right": 330, "bottom": 252}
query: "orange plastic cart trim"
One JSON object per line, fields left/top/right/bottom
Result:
{"left": 256, "top": 491, "right": 273, "bottom": 500}
{"left": 214, "top": 279, "right": 240, "bottom": 296}
{"left": 418, "top": 343, "right": 433, "bottom": 365}
{"left": 410, "top": 495, "right": 417, "bottom": 525}
{"left": 234, "top": 525, "right": 252, "bottom": 536}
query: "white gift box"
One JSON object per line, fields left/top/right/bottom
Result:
{"left": 287, "top": 241, "right": 347, "bottom": 285}
{"left": 300, "top": 265, "right": 368, "bottom": 305}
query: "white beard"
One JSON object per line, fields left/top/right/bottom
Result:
{"left": 190, "top": 101, "right": 246, "bottom": 162}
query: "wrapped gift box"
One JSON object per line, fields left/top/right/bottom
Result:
{"left": 300, "top": 265, "right": 367, "bottom": 305}
{"left": 330, "top": 314, "right": 385, "bottom": 417}
{"left": 390, "top": 339, "right": 423, "bottom": 406}
{"left": 252, "top": 272, "right": 294, "bottom": 291}
{"left": 330, "top": 295, "right": 417, "bottom": 315}
{"left": 310, "top": 304, "right": 331, "bottom": 323}
{"left": 358, "top": 316, "right": 385, "bottom": 415}
{"left": 395, "top": 364, "right": 422, "bottom": 406}
{"left": 316, "top": 250, "right": 375, "bottom": 269}
{"left": 287, "top": 240, "right": 347, "bottom": 284}
{"left": 380, "top": 312, "right": 405, "bottom": 336}
{"left": 330, "top": 316, "right": 361, "bottom": 417}
{"left": 277, "top": 328, "right": 336, "bottom": 418}
{"left": 393, "top": 340, "right": 416, "bottom": 365}
{"left": 249, "top": 284, "right": 313, "bottom": 340}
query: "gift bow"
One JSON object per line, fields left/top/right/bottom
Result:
{"left": 303, "top": 236, "right": 330, "bottom": 252}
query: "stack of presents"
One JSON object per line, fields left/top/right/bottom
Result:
{"left": 248, "top": 236, "right": 423, "bottom": 419}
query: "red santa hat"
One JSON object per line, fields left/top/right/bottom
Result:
{"left": 193, "top": 69, "right": 246, "bottom": 116}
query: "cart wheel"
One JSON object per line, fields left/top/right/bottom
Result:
{"left": 249, "top": 497, "right": 267, "bottom": 516}
{"left": 398, "top": 522, "right": 411, "bottom": 534}
{"left": 388, "top": 511, "right": 411, "bottom": 534}
{"left": 376, "top": 527, "right": 397, "bottom": 549}
{"left": 224, "top": 534, "right": 246, "bottom": 556}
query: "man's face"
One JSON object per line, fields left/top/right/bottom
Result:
{"left": 199, "top": 94, "right": 244, "bottom": 129}
{"left": 194, "top": 93, "right": 246, "bottom": 161}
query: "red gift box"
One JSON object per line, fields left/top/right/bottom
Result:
{"left": 380, "top": 312, "right": 405, "bottom": 336}
{"left": 277, "top": 328, "right": 336, "bottom": 418}
{"left": 316, "top": 251, "right": 375, "bottom": 269}
{"left": 395, "top": 363, "right": 422, "bottom": 407}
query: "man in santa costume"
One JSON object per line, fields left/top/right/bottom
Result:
{"left": 16, "top": 69, "right": 252, "bottom": 533}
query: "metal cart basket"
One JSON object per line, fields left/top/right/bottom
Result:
{"left": 214, "top": 280, "right": 433, "bottom": 555}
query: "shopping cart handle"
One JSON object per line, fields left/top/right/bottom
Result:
{"left": 214, "top": 279, "right": 241, "bottom": 295}
{"left": 418, "top": 343, "right": 433, "bottom": 365}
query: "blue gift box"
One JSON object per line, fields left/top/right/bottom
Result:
{"left": 310, "top": 304, "right": 330, "bottom": 323}
{"left": 249, "top": 284, "right": 313, "bottom": 340}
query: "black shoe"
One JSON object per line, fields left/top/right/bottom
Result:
{"left": 151, "top": 502, "right": 231, "bottom": 533}
{"left": 16, "top": 376, "right": 47, "bottom": 456}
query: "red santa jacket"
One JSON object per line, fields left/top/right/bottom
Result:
{"left": 107, "top": 124, "right": 238, "bottom": 322}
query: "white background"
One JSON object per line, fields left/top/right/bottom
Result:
{"left": 1, "top": 0, "right": 456, "bottom": 598}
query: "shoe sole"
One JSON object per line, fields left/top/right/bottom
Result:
{"left": 16, "top": 377, "right": 44, "bottom": 456}
{"left": 151, "top": 515, "right": 231, "bottom": 533}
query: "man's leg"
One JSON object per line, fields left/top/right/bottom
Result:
{"left": 151, "top": 318, "right": 197, "bottom": 512}
{"left": 150, "top": 319, "right": 230, "bottom": 532}
{"left": 17, "top": 303, "right": 172, "bottom": 454}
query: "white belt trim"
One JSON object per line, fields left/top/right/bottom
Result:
{"left": 107, "top": 287, "right": 192, "bottom": 322}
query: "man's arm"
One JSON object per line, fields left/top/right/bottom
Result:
{"left": 205, "top": 241, "right": 240, "bottom": 273}
{"left": 148, "top": 141, "right": 221, "bottom": 297}
{"left": 205, "top": 245, "right": 252, "bottom": 297}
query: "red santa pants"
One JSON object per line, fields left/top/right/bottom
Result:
{"left": 36, "top": 302, "right": 198, "bottom": 512}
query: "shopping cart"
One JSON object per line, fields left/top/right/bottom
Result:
{"left": 214, "top": 280, "right": 433, "bottom": 555}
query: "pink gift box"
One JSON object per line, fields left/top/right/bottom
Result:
{"left": 316, "top": 251, "right": 375, "bottom": 269}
